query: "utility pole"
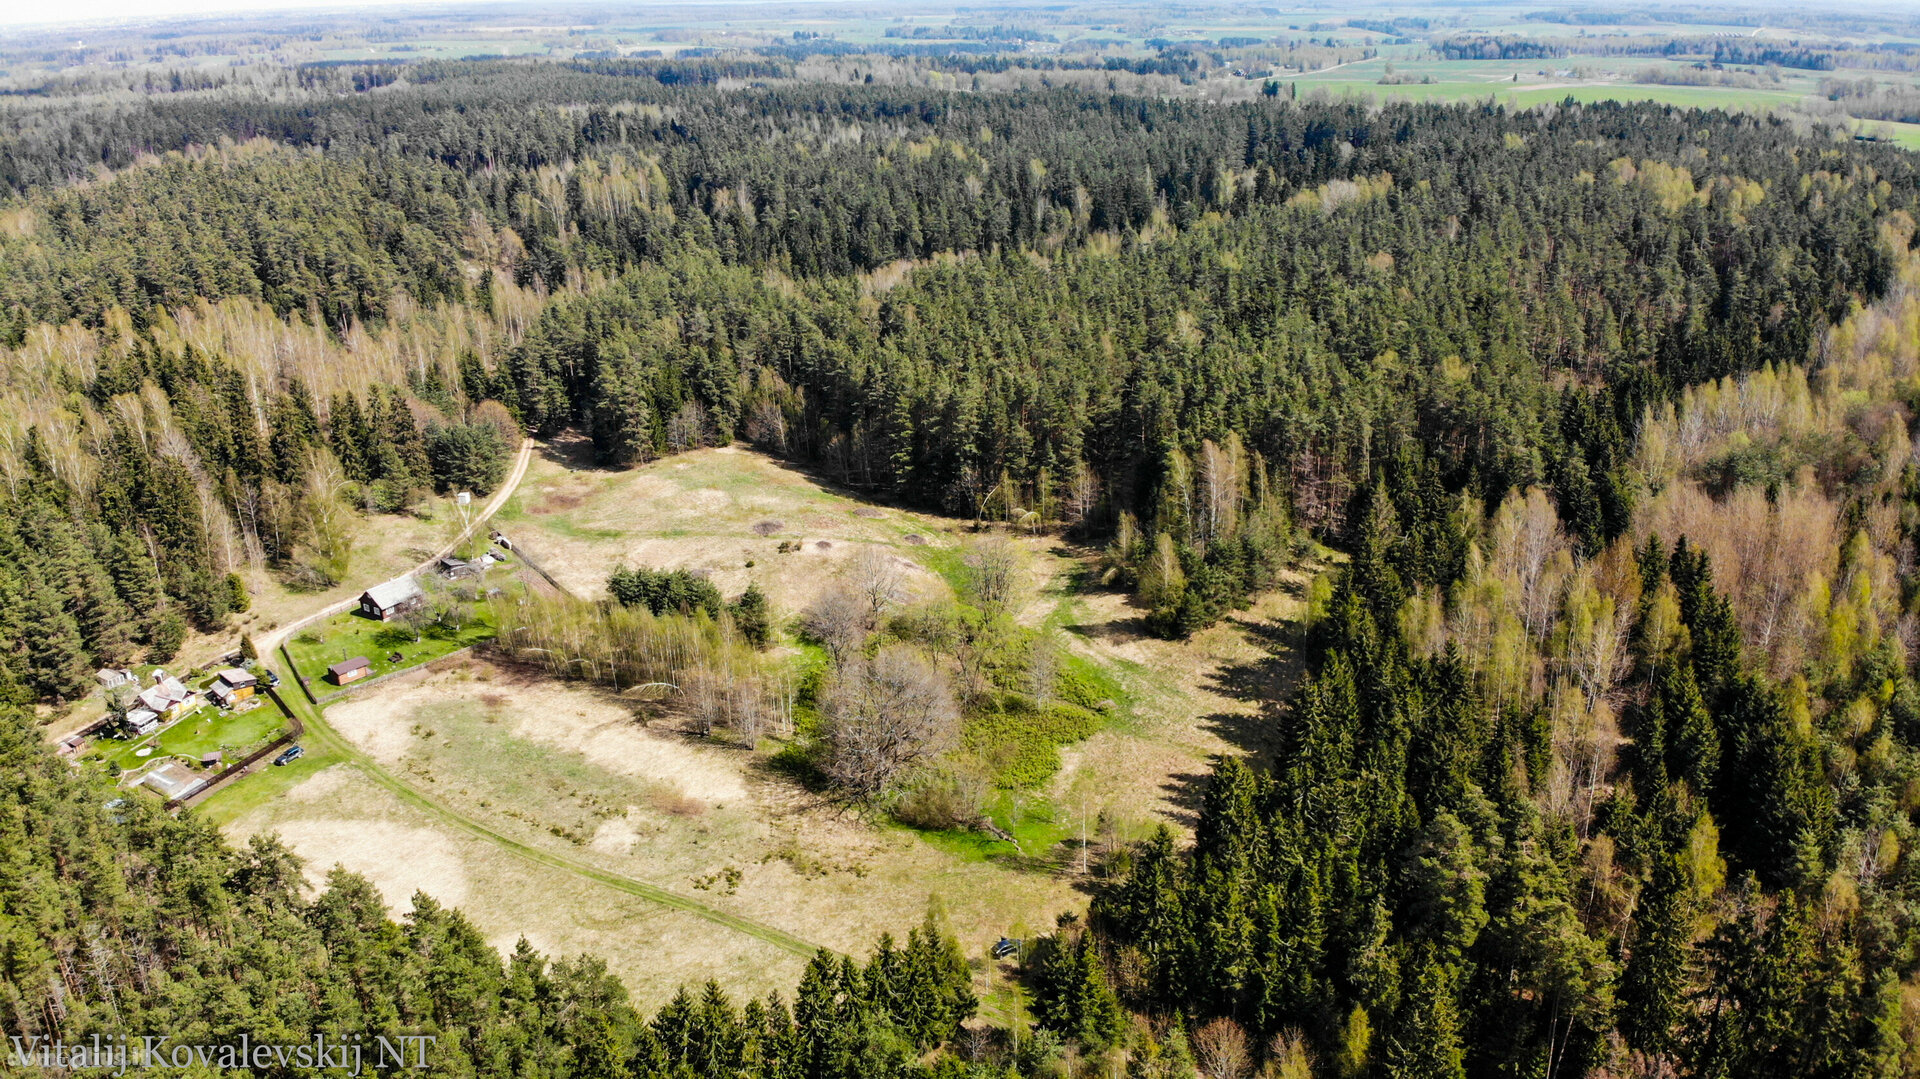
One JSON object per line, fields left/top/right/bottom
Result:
{"left": 1080, "top": 798, "right": 1089, "bottom": 876}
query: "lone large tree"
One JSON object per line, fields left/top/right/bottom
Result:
{"left": 819, "top": 644, "right": 958, "bottom": 798}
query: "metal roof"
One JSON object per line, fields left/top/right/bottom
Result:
{"left": 362, "top": 575, "right": 425, "bottom": 610}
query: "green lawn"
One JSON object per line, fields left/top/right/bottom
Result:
{"left": 913, "top": 792, "right": 1080, "bottom": 866}
{"left": 191, "top": 733, "right": 341, "bottom": 827}
{"left": 285, "top": 603, "right": 501, "bottom": 695}
{"left": 94, "top": 702, "right": 287, "bottom": 773}
{"left": 1855, "top": 120, "right": 1920, "bottom": 151}
{"left": 1290, "top": 76, "right": 1806, "bottom": 112}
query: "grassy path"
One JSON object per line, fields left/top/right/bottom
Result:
{"left": 245, "top": 438, "right": 835, "bottom": 964}
{"left": 269, "top": 648, "right": 830, "bottom": 961}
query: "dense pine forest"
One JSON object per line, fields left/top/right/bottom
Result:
{"left": 7, "top": 49, "right": 1920, "bottom": 1077}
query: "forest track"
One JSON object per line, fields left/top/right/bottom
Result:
{"left": 250, "top": 438, "right": 833, "bottom": 962}
{"left": 255, "top": 437, "right": 536, "bottom": 662}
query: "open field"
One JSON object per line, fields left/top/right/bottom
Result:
{"left": 498, "top": 439, "right": 1319, "bottom": 840}
{"left": 204, "top": 440, "right": 1321, "bottom": 1003}
{"left": 1287, "top": 54, "right": 1823, "bottom": 112}
{"left": 9, "top": 0, "right": 1920, "bottom": 145}
{"left": 1857, "top": 119, "right": 1920, "bottom": 151}
{"left": 1296, "top": 78, "right": 1809, "bottom": 111}
{"left": 222, "top": 657, "right": 1080, "bottom": 1006}
{"left": 496, "top": 435, "right": 959, "bottom": 616}
{"left": 224, "top": 754, "right": 813, "bottom": 1009}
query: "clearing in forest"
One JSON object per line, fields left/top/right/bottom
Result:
{"left": 225, "top": 658, "right": 1082, "bottom": 1007}
{"left": 497, "top": 437, "right": 1321, "bottom": 838}
{"left": 215, "top": 440, "right": 1319, "bottom": 1003}
{"left": 494, "top": 434, "right": 956, "bottom": 615}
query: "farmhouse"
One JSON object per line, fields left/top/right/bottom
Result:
{"left": 208, "top": 668, "right": 258, "bottom": 708}
{"left": 328, "top": 657, "right": 373, "bottom": 685}
{"left": 360, "top": 575, "right": 426, "bottom": 620}
{"left": 125, "top": 671, "right": 197, "bottom": 736}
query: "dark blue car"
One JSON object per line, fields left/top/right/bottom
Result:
{"left": 273, "top": 745, "right": 304, "bottom": 766}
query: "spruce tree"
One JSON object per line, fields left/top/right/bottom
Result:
{"left": 733, "top": 583, "right": 772, "bottom": 649}
{"left": 1381, "top": 953, "right": 1465, "bottom": 1079}
{"left": 19, "top": 572, "right": 89, "bottom": 699}
{"left": 1619, "top": 851, "right": 1693, "bottom": 1057}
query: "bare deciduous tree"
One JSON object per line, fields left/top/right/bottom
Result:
{"left": 1637, "top": 481, "right": 1839, "bottom": 678}
{"left": 296, "top": 446, "right": 357, "bottom": 585}
{"left": 743, "top": 397, "right": 789, "bottom": 455}
{"left": 1064, "top": 460, "right": 1100, "bottom": 526}
{"left": 1490, "top": 486, "right": 1572, "bottom": 640}
{"left": 803, "top": 584, "right": 874, "bottom": 661}
{"left": 963, "top": 536, "right": 1022, "bottom": 616}
{"left": 1191, "top": 1017, "right": 1252, "bottom": 1079}
{"left": 820, "top": 644, "right": 959, "bottom": 798}
{"left": 1560, "top": 567, "right": 1635, "bottom": 713}
{"left": 1196, "top": 434, "right": 1247, "bottom": 547}
{"left": 684, "top": 666, "right": 728, "bottom": 737}
{"left": 672, "top": 663, "right": 765, "bottom": 743}
{"left": 395, "top": 599, "right": 435, "bottom": 644}
{"left": 1028, "top": 631, "right": 1058, "bottom": 706}
{"left": 665, "top": 399, "right": 709, "bottom": 453}
{"left": 1267, "top": 1029, "right": 1316, "bottom": 1079}
{"left": 847, "top": 546, "right": 908, "bottom": 617}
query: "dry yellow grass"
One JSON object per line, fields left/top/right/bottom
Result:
{"left": 499, "top": 437, "right": 955, "bottom": 616}
{"left": 235, "top": 659, "right": 1080, "bottom": 999}
{"left": 501, "top": 438, "right": 1320, "bottom": 837}
{"left": 227, "top": 761, "right": 810, "bottom": 1009}
{"left": 1032, "top": 580, "right": 1311, "bottom": 831}
{"left": 217, "top": 440, "right": 1319, "bottom": 1006}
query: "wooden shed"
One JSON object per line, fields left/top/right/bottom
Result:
{"left": 327, "top": 657, "right": 373, "bottom": 685}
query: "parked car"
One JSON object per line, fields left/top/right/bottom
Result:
{"left": 261, "top": 670, "right": 281, "bottom": 688}
{"left": 273, "top": 745, "right": 305, "bottom": 766}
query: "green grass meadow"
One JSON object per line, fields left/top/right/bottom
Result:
{"left": 286, "top": 605, "right": 499, "bottom": 693}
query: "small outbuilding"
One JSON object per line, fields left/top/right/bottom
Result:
{"left": 438, "top": 556, "right": 476, "bottom": 579}
{"left": 140, "top": 761, "right": 206, "bottom": 802}
{"left": 95, "top": 667, "right": 135, "bottom": 689}
{"left": 327, "top": 657, "right": 373, "bottom": 685}
{"left": 208, "top": 668, "right": 258, "bottom": 708}
{"left": 359, "top": 576, "right": 426, "bottom": 621}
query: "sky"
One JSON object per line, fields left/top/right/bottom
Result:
{"left": 0, "top": 0, "right": 495, "bottom": 29}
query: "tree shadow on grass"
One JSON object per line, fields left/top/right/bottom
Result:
{"left": 1059, "top": 577, "right": 1153, "bottom": 643}
{"left": 372, "top": 626, "right": 419, "bottom": 651}
{"left": 1198, "top": 615, "right": 1304, "bottom": 766}
{"left": 1061, "top": 616, "right": 1150, "bottom": 643}
{"left": 1157, "top": 767, "right": 1213, "bottom": 832}
{"left": 535, "top": 429, "right": 619, "bottom": 472}
{"left": 1158, "top": 614, "right": 1310, "bottom": 827}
